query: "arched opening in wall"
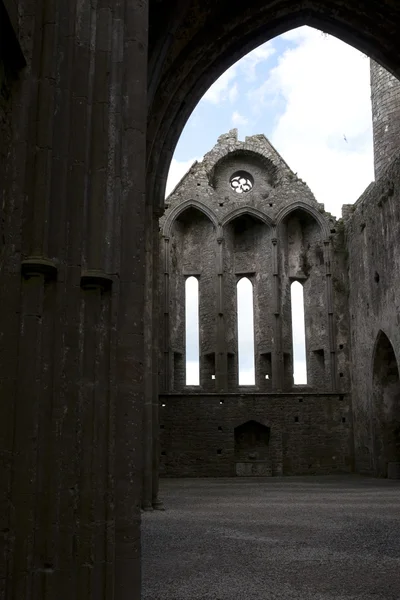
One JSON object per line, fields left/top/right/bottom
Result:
{"left": 291, "top": 281, "right": 307, "bottom": 385}
{"left": 372, "top": 331, "right": 400, "bottom": 478}
{"left": 185, "top": 276, "right": 200, "bottom": 385}
{"left": 237, "top": 277, "right": 255, "bottom": 386}
{"left": 234, "top": 420, "right": 271, "bottom": 476}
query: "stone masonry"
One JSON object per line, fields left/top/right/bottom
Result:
{"left": 2, "top": 0, "right": 400, "bottom": 598}
{"left": 159, "top": 130, "right": 352, "bottom": 477}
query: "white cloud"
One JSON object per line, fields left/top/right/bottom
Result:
{"left": 203, "top": 64, "right": 238, "bottom": 104}
{"left": 203, "top": 41, "right": 276, "bottom": 105}
{"left": 249, "top": 26, "right": 374, "bottom": 215}
{"left": 232, "top": 111, "right": 249, "bottom": 126}
{"left": 240, "top": 42, "right": 276, "bottom": 81}
{"left": 166, "top": 157, "right": 202, "bottom": 197}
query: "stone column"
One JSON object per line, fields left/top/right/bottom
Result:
{"left": 114, "top": 2, "right": 148, "bottom": 598}
{"left": 0, "top": 1, "right": 149, "bottom": 599}
{"left": 215, "top": 230, "right": 228, "bottom": 391}
{"left": 152, "top": 214, "right": 164, "bottom": 509}
{"left": 142, "top": 204, "right": 154, "bottom": 511}
{"left": 162, "top": 236, "right": 171, "bottom": 391}
{"left": 324, "top": 240, "right": 338, "bottom": 391}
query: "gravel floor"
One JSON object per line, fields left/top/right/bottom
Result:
{"left": 142, "top": 476, "right": 400, "bottom": 600}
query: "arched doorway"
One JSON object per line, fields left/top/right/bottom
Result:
{"left": 372, "top": 331, "right": 400, "bottom": 477}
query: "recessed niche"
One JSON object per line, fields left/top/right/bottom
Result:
{"left": 339, "top": 372, "right": 344, "bottom": 378}
{"left": 218, "top": 426, "right": 223, "bottom": 431}
{"left": 294, "top": 416, "right": 299, "bottom": 423}
{"left": 342, "top": 417, "right": 346, "bottom": 423}
{"left": 374, "top": 272, "right": 380, "bottom": 283}
{"left": 217, "top": 449, "right": 222, "bottom": 455}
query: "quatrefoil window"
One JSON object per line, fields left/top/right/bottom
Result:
{"left": 230, "top": 171, "right": 254, "bottom": 194}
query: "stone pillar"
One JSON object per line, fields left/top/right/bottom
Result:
{"left": 271, "top": 236, "right": 283, "bottom": 390}
{"left": 142, "top": 204, "right": 154, "bottom": 511}
{"left": 370, "top": 59, "right": 400, "bottom": 179}
{"left": 162, "top": 236, "right": 171, "bottom": 391}
{"left": 215, "top": 231, "right": 228, "bottom": 391}
{"left": 324, "top": 240, "right": 338, "bottom": 391}
{"left": 0, "top": 1, "right": 148, "bottom": 599}
{"left": 152, "top": 215, "right": 164, "bottom": 509}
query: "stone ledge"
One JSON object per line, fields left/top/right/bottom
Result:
{"left": 80, "top": 269, "right": 113, "bottom": 291}
{"left": 21, "top": 257, "right": 58, "bottom": 281}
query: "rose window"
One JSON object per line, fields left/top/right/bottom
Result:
{"left": 230, "top": 171, "right": 254, "bottom": 194}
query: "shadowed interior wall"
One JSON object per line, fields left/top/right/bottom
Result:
{"left": 372, "top": 332, "right": 400, "bottom": 476}
{"left": 159, "top": 393, "right": 352, "bottom": 477}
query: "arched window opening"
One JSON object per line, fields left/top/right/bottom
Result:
{"left": 185, "top": 277, "right": 200, "bottom": 385}
{"left": 291, "top": 281, "right": 307, "bottom": 385}
{"left": 237, "top": 277, "right": 255, "bottom": 385}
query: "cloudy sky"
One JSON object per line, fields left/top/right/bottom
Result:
{"left": 176, "top": 26, "right": 375, "bottom": 385}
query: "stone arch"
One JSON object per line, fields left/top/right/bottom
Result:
{"left": 148, "top": 3, "right": 400, "bottom": 212}
{"left": 276, "top": 202, "right": 330, "bottom": 239}
{"left": 208, "top": 148, "right": 279, "bottom": 189}
{"left": 372, "top": 330, "right": 400, "bottom": 478}
{"left": 162, "top": 200, "right": 218, "bottom": 237}
{"left": 221, "top": 206, "right": 273, "bottom": 229}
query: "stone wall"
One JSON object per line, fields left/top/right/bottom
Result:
{"left": 160, "top": 130, "right": 350, "bottom": 396}
{"left": 346, "top": 153, "right": 400, "bottom": 475}
{"left": 159, "top": 393, "right": 353, "bottom": 477}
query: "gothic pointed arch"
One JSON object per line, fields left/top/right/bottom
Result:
{"left": 162, "top": 199, "right": 218, "bottom": 237}
{"left": 221, "top": 206, "right": 273, "bottom": 229}
{"left": 276, "top": 202, "right": 330, "bottom": 238}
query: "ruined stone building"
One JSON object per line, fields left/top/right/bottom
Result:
{"left": 2, "top": 0, "right": 400, "bottom": 597}
{"left": 159, "top": 129, "right": 352, "bottom": 477}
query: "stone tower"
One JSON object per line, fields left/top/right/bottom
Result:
{"left": 370, "top": 59, "right": 400, "bottom": 179}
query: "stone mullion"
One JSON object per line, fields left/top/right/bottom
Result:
{"left": 272, "top": 235, "right": 283, "bottom": 391}
{"left": 114, "top": 0, "right": 148, "bottom": 597}
{"left": 324, "top": 240, "right": 337, "bottom": 391}
{"left": 216, "top": 230, "right": 228, "bottom": 391}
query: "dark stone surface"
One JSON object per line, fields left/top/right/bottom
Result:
{"left": 142, "top": 476, "right": 400, "bottom": 600}
{"left": 159, "top": 394, "right": 352, "bottom": 477}
{"left": 2, "top": 1, "right": 400, "bottom": 598}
